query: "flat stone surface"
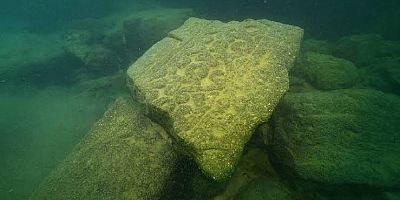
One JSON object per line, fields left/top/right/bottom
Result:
{"left": 31, "top": 97, "right": 177, "bottom": 200}
{"left": 127, "top": 17, "right": 303, "bottom": 180}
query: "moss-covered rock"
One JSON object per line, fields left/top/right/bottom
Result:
{"left": 236, "top": 178, "right": 294, "bottom": 200}
{"left": 386, "top": 59, "right": 400, "bottom": 85}
{"left": 63, "top": 8, "right": 194, "bottom": 74}
{"left": 127, "top": 17, "right": 303, "bottom": 180}
{"left": 384, "top": 191, "right": 400, "bottom": 200}
{"left": 332, "top": 34, "right": 400, "bottom": 67}
{"left": 270, "top": 89, "right": 400, "bottom": 188}
{"left": 301, "top": 39, "right": 332, "bottom": 54}
{"left": 359, "top": 57, "right": 400, "bottom": 95}
{"left": 63, "top": 30, "right": 121, "bottom": 74}
{"left": 214, "top": 148, "right": 278, "bottom": 200}
{"left": 294, "top": 52, "right": 359, "bottom": 90}
{"left": 30, "top": 97, "right": 177, "bottom": 200}
{"left": 119, "top": 8, "right": 195, "bottom": 55}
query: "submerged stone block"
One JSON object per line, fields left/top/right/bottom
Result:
{"left": 31, "top": 97, "right": 177, "bottom": 199}
{"left": 127, "top": 17, "right": 303, "bottom": 180}
{"left": 270, "top": 89, "right": 400, "bottom": 188}
{"left": 332, "top": 34, "right": 400, "bottom": 67}
{"left": 63, "top": 8, "right": 194, "bottom": 74}
{"left": 294, "top": 52, "right": 359, "bottom": 90}
{"left": 236, "top": 178, "right": 294, "bottom": 200}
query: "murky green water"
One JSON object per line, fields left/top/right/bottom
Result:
{"left": 1, "top": 1, "right": 399, "bottom": 199}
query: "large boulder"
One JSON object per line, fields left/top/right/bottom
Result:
{"left": 118, "top": 8, "right": 195, "bottom": 54}
{"left": 103, "top": 8, "right": 195, "bottom": 64}
{"left": 304, "top": 33, "right": 400, "bottom": 94}
{"left": 235, "top": 178, "right": 294, "bottom": 200}
{"left": 269, "top": 89, "right": 400, "bottom": 188}
{"left": 300, "top": 39, "right": 332, "bottom": 55}
{"left": 127, "top": 17, "right": 303, "bottom": 180}
{"left": 31, "top": 97, "right": 178, "bottom": 200}
{"left": 214, "top": 148, "right": 279, "bottom": 200}
{"left": 64, "top": 8, "right": 195, "bottom": 73}
{"left": 294, "top": 52, "right": 359, "bottom": 90}
{"left": 63, "top": 30, "right": 121, "bottom": 74}
{"left": 384, "top": 192, "right": 400, "bottom": 200}
{"left": 359, "top": 57, "right": 400, "bottom": 95}
{"left": 332, "top": 34, "right": 400, "bottom": 67}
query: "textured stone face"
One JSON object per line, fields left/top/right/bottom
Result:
{"left": 31, "top": 97, "right": 177, "bottom": 200}
{"left": 270, "top": 89, "right": 400, "bottom": 188}
{"left": 127, "top": 17, "right": 303, "bottom": 180}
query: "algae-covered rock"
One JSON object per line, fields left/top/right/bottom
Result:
{"left": 83, "top": 45, "right": 120, "bottom": 72}
{"left": 301, "top": 39, "right": 332, "bottom": 54}
{"left": 270, "top": 89, "right": 400, "bottom": 187}
{"left": 31, "top": 97, "right": 177, "bottom": 200}
{"left": 127, "top": 17, "right": 303, "bottom": 180}
{"left": 236, "top": 178, "right": 294, "bottom": 200}
{"left": 359, "top": 57, "right": 400, "bottom": 95}
{"left": 294, "top": 52, "right": 359, "bottom": 90}
{"left": 214, "top": 148, "right": 278, "bottom": 200}
{"left": 385, "top": 59, "right": 400, "bottom": 85}
{"left": 384, "top": 191, "right": 400, "bottom": 200}
{"left": 63, "top": 30, "right": 120, "bottom": 74}
{"left": 332, "top": 34, "right": 400, "bottom": 67}
{"left": 120, "top": 8, "right": 195, "bottom": 53}
{"left": 64, "top": 8, "right": 195, "bottom": 71}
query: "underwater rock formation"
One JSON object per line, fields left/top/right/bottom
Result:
{"left": 235, "top": 178, "right": 294, "bottom": 200}
{"left": 63, "top": 29, "right": 121, "bottom": 74}
{"left": 384, "top": 191, "right": 400, "bottom": 200}
{"left": 359, "top": 56, "right": 400, "bottom": 95}
{"left": 214, "top": 148, "right": 279, "bottom": 200}
{"left": 270, "top": 89, "right": 400, "bottom": 188}
{"left": 127, "top": 17, "right": 303, "bottom": 180}
{"left": 332, "top": 34, "right": 400, "bottom": 67}
{"left": 31, "top": 97, "right": 177, "bottom": 200}
{"left": 0, "top": 32, "right": 70, "bottom": 83}
{"left": 294, "top": 52, "right": 359, "bottom": 90}
{"left": 63, "top": 8, "right": 194, "bottom": 74}
{"left": 300, "top": 39, "right": 332, "bottom": 55}
{"left": 327, "top": 33, "right": 400, "bottom": 95}
{"left": 118, "top": 8, "right": 195, "bottom": 57}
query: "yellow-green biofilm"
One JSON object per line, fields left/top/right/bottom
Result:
{"left": 127, "top": 17, "right": 303, "bottom": 181}
{"left": 31, "top": 97, "right": 177, "bottom": 199}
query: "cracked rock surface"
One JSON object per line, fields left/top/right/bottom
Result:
{"left": 127, "top": 17, "right": 303, "bottom": 180}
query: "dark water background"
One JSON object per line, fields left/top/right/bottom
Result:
{"left": 0, "top": 0, "right": 399, "bottom": 199}
{"left": 2, "top": 0, "right": 400, "bottom": 39}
